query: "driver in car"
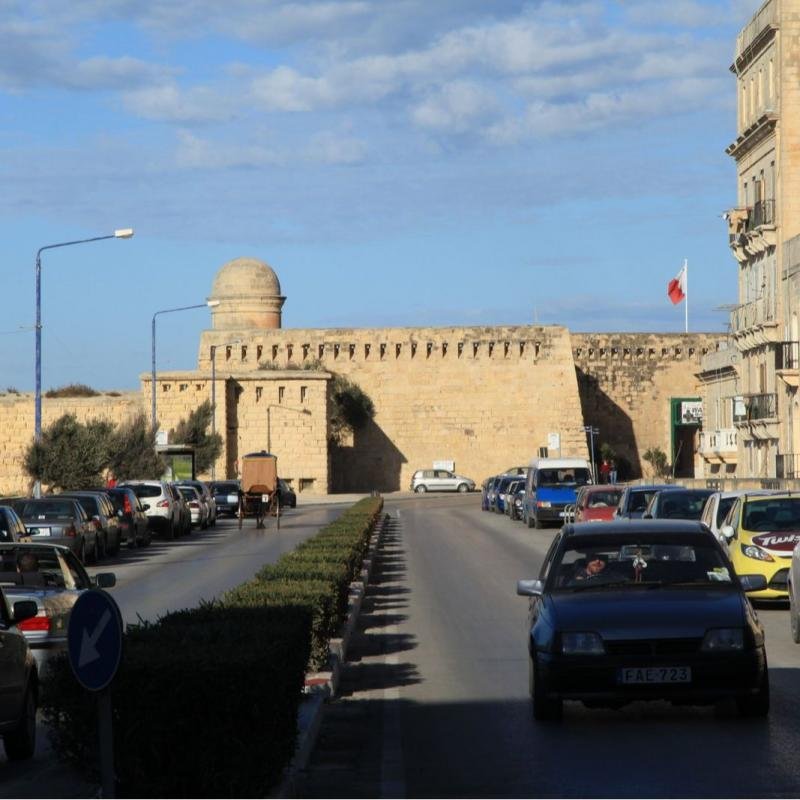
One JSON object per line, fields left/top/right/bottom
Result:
{"left": 573, "top": 553, "right": 608, "bottom": 581}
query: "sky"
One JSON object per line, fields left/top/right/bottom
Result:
{"left": 0, "top": 0, "right": 759, "bottom": 390}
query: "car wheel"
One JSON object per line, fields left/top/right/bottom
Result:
{"left": 415, "top": 485, "right": 427, "bottom": 493}
{"left": 166, "top": 520, "right": 175, "bottom": 540}
{"left": 737, "top": 667, "right": 770, "bottom": 718}
{"left": 4, "top": 685, "right": 37, "bottom": 761}
{"left": 529, "top": 656, "right": 562, "bottom": 721}
{"left": 790, "top": 586, "right": 800, "bottom": 644}
{"left": 108, "top": 532, "right": 120, "bottom": 556}
{"left": 78, "top": 539, "right": 87, "bottom": 565}
{"left": 534, "top": 512, "right": 543, "bottom": 530}
{"left": 457, "top": 483, "right": 469, "bottom": 493}
{"left": 525, "top": 510, "right": 534, "bottom": 529}
{"left": 142, "top": 528, "right": 152, "bottom": 548}
{"left": 89, "top": 535, "right": 102, "bottom": 564}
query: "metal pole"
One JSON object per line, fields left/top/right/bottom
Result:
{"left": 267, "top": 406, "right": 271, "bottom": 454}
{"left": 98, "top": 688, "right": 115, "bottom": 798}
{"left": 33, "top": 251, "right": 42, "bottom": 498}
{"left": 211, "top": 346, "right": 216, "bottom": 481}
{"left": 151, "top": 314, "right": 157, "bottom": 429}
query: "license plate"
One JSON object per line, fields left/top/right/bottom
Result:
{"left": 28, "top": 526, "right": 50, "bottom": 536}
{"left": 619, "top": 666, "right": 691, "bottom": 684}
{"left": 559, "top": 511, "right": 568, "bottom": 518}
{"left": 262, "top": 494, "right": 269, "bottom": 503}
{"left": 227, "top": 494, "right": 238, "bottom": 503}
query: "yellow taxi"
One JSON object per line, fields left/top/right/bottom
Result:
{"left": 720, "top": 492, "right": 800, "bottom": 599}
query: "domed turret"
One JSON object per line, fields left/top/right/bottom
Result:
{"left": 208, "top": 257, "right": 285, "bottom": 330}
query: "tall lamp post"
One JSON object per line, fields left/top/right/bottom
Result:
{"left": 34, "top": 228, "right": 134, "bottom": 497}
{"left": 151, "top": 301, "right": 219, "bottom": 429}
{"left": 584, "top": 425, "right": 600, "bottom": 482}
{"left": 210, "top": 339, "right": 241, "bottom": 480}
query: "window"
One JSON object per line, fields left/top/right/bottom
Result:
{"left": 300, "top": 386, "right": 307, "bottom": 403}
{"left": 278, "top": 386, "right": 285, "bottom": 403}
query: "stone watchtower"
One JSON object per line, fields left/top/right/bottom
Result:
{"left": 207, "top": 256, "right": 285, "bottom": 331}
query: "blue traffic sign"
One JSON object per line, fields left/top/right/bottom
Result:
{"left": 67, "top": 589, "right": 123, "bottom": 692}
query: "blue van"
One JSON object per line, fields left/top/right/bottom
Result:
{"left": 522, "top": 457, "right": 593, "bottom": 529}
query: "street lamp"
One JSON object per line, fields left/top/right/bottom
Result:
{"left": 210, "top": 339, "right": 242, "bottom": 480}
{"left": 34, "top": 228, "right": 134, "bottom": 498}
{"left": 151, "top": 301, "right": 220, "bottom": 429}
{"left": 584, "top": 425, "right": 600, "bottom": 482}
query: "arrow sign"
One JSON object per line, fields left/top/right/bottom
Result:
{"left": 68, "top": 590, "right": 123, "bottom": 692}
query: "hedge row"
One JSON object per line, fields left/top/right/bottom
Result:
{"left": 41, "top": 495, "right": 384, "bottom": 798}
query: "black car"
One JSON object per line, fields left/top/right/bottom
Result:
{"left": 643, "top": 488, "right": 716, "bottom": 521}
{"left": 0, "top": 506, "right": 27, "bottom": 542}
{"left": 614, "top": 484, "right": 678, "bottom": 519}
{"left": 516, "top": 520, "right": 769, "bottom": 720}
{"left": 210, "top": 481, "right": 242, "bottom": 516}
{"left": 277, "top": 479, "right": 296, "bottom": 509}
{"left": 59, "top": 491, "right": 122, "bottom": 559}
{"left": 103, "top": 487, "right": 151, "bottom": 549}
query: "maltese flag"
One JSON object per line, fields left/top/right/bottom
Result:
{"left": 667, "top": 264, "right": 687, "bottom": 305}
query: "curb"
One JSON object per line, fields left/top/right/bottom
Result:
{"left": 274, "top": 512, "right": 386, "bottom": 798}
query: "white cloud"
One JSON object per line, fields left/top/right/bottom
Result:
{"left": 123, "top": 84, "right": 234, "bottom": 123}
{"left": 411, "top": 81, "right": 500, "bottom": 133}
{"left": 305, "top": 131, "right": 368, "bottom": 164}
{"left": 174, "top": 130, "right": 283, "bottom": 169}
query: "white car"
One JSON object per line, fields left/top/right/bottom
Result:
{"left": 176, "top": 485, "right": 209, "bottom": 529}
{"left": 119, "top": 481, "right": 181, "bottom": 539}
{"left": 790, "top": 542, "right": 800, "bottom": 643}
{"left": 410, "top": 469, "right": 475, "bottom": 493}
{"left": 700, "top": 489, "right": 775, "bottom": 544}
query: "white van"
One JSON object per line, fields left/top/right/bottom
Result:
{"left": 522, "top": 457, "right": 593, "bottom": 529}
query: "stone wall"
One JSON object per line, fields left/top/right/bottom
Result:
{"left": 0, "top": 392, "right": 143, "bottom": 495}
{"left": 571, "top": 333, "right": 722, "bottom": 478}
{"left": 198, "top": 324, "right": 589, "bottom": 491}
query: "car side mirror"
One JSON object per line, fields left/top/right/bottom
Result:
{"left": 516, "top": 579, "right": 544, "bottom": 597}
{"left": 12, "top": 600, "right": 38, "bottom": 625}
{"left": 141, "top": 503, "right": 150, "bottom": 511}
{"left": 739, "top": 574, "right": 767, "bottom": 592}
{"left": 720, "top": 525, "right": 735, "bottom": 542}
{"left": 92, "top": 573, "right": 116, "bottom": 589}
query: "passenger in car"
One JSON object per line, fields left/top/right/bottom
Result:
{"left": 16, "top": 552, "right": 45, "bottom": 586}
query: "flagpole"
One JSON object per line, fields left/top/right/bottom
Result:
{"left": 684, "top": 258, "right": 688, "bottom": 333}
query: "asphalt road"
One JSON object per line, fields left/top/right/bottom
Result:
{"left": 299, "top": 494, "right": 800, "bottom": 799}
{"left": 0, "top": 503, "right": 346, "bottom": 798}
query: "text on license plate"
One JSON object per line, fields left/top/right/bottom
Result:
{"left": 558, "top": 511, "right": 568, "bottom": 518}
{"left": 28, "top": 527, "right": 50, "bottom": 536}
{"left": 619, "top": 666, "right": 691, "bottom": 684}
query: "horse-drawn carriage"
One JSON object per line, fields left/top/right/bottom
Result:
{"left": 237, "top": 451, "right": 281, "bottom": 529}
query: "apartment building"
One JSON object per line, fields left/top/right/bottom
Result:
{"left": 723, "top": 0, "right": 800, "bottom": 478}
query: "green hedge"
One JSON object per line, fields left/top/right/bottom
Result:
{"left": 41, "top": 495, "right": 383, "bottom": 797}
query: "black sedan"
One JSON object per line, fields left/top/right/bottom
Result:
{"left": 517, "top": 520, "right": 769, "bottom": 720}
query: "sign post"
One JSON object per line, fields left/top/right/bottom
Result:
{"left": 68, "top": 589, "right": 124, "bottom": 799}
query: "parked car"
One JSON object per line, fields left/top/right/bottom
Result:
{"left": 17, "top": 498, "right": 98, "bottom": 564}
{"left": 210, "top": 480, "right": 242, "bottom": 517}
{"left": 700, "top": 490, "right": 775, "bottom": 544}
{"left": 276, "top": 479, "right": 297, "bottom": 509}
{"left": 485, "top": 476, "right": 502, "bottom": 511}
{"left": 58, "top": 491, "right": 121, "bottom": 559}
{"left": 642, "top": 488, "right": 715, "bottom": 521}
{"left": 176, "top": 485, "right": 208, "bottom": 529}
{"left": 505, "top": 480, "right": 524, "bottom": 519}
{"left": 168, "top": 483, "right": 192, "bottom": 536}
{"left": 0, "top": 506, "right": 27, "bottom": 542}
{"left": 492, "top": 475, "right": 519, "bottom": 514}
{"left": 719, "top": 492, "right": 800, "bottom": 601}
{"left": 410, "top": 469, "right": 476, "bottom": 493}
{"left": 522, "top": 457, "right": 593, "bottom": 529}
{"left": 119, "top": 481, "right": 182, "bottom": 539}
{"left": 516, "top": 519, "right": 769, "bottom": 719}
{"left": 102, "top": 486, "right": 151, "bottom": 548}
{"left": 0, "top": 542, "right": 115, "bottom": 668}
{"left": 790, "top": 540, "right": 800, "bottom": 643}
{"left": 573, "top": 485, "right": 623, "bottom": 523}
{"left": 176, "top": 480, "right": 217, "bottom": 526}
{"left": 0, "top": 585, "right": 39, "bottom": 760}
{"left": 614, "top": 484, "right": 680, "bottom": 520}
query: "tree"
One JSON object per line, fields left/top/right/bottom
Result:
{"left": 169, "top": 401, "right": 223, "bottom": 475}
{"left": 643, "top": 447, "right": 670, "bottom": 479}
{"left": 329, "top": 375, "right": 375, "bottom": 446}
{"left": 108, "top": 413, "right": 165, "bottom": 481}
{"left": 24, "top": 414, "right": 112, "bottom": 491}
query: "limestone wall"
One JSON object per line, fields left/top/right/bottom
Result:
{"left": 199, "top": 324, "right": 588, "bottom": 491}
{"left": 571, "top": 333, "right": 722, "bottom": 477}
{"left": 0, "top": 392, "right": 143, "bottom": 495}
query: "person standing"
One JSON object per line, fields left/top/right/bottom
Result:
{"left": 609, "top": 459, "right": 618, "bottom": 484}
{"left": 599, "top": 459, "right": 611, "bottom": 484}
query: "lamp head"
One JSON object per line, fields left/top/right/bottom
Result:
{"left": 114, "top": 228, "right": 134, "bottom": 239}
{"left": 207, "top": 300, "right": 221, "bottom": 308}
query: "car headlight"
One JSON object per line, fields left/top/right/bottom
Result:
{"left": 701, "top": 628, "right": 744, "bottom": 652}
{"left": 561, "top": 632, "right": 605, "bottom": 655}
{"left": 741, "top": 543, "right": 774, "bottom": 562}
{"left": 537, "top": 501, "right": 552, "bottom": 509}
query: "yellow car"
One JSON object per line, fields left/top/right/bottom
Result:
{"left": 720, "top": 493, "right": 800, "bottom": 599}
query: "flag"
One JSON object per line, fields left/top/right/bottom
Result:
{"left": 667, "top": 264, "right": 686, "bottom": 305}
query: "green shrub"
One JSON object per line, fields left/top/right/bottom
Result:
{"left": 44, "top": 383, "right": 100, "bottom": 398}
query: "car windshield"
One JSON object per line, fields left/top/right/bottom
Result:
{"left": 656, "top": 492, "right": 709, "bottom": 519}
{"left": 629, "top": 490, "right": 661, "bottom": 513}
{"left": 585, "top": 489, "right": 621, "bottom": 508}
{"left": 178, "top": 487, "right": 197, "bottom": 499}
{"left": 213, "top": 483, "right": 239, "bottom": 494}
{"left": 127, "top": 484, "right": 162, "bottom": 499}
{"left": 20, "top": 501, "right": 77, "bottom": 519}
{"left": 536, "top": 468, "right": 591, "bottom": 488}
{"left": 549, "top": 534, "right": 733, "bottom": 592}
{"left": 743, "top": 498, "right": 800, "bottom": 531}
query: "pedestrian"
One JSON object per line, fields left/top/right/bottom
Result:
{"left": 609, "top": 459, "right": 618, "bottom": 484}
{"left": 599, "top": 459, "right": 611, "bottom": 484}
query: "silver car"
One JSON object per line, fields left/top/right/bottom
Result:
{"left": 410, "top": 469, "right": 475, "bottom": 493}
{"left": 119, "top": 480, "right": 181, "bottom": 539}
{"left": 0, "top": 543, "right": 115, "bottom": 669}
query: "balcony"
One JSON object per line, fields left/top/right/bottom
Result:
{"left": 748, "top": 199, "right": 775, "bottom": 230}
{"left": 734, "top": 392, "right": 777, "bottom": 422}
{"left": 698, "top": 428, "right": 738, "bottom": 463}
{"left": 729, "top": 296, "right": 779, "bottom": 348}
{"left": 776, "top": 340, "right": 800, "bottom": 388}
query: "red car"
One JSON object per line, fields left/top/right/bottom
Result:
{"left": 574, "top": 485, "right": 623, "bottom": 523}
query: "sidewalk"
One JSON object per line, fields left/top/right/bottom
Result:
{"left": 296, "top": 491, "right": 418, "bottom": 507}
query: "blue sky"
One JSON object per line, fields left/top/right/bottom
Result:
{"left": 1, "top": 0, "right": 757, "bottom": 390}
